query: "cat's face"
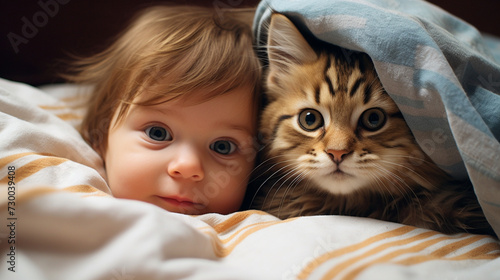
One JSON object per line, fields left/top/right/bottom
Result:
{"left": 260, "top": 14, "right": 433, "bottom": 195}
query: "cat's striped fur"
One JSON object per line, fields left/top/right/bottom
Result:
{"left": 250, "top": 14, "right": 494, "bottom": 235}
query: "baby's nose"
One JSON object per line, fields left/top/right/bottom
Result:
{"left": 167, "top": 145, "right": 204, "bottom": 181}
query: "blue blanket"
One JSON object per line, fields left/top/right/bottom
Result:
{"left": 254, "top": 0, "right": 500, "bottom": 236}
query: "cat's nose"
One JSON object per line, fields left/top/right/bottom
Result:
{"left": 326, "top": 149, "right": 349, "bottom": 163}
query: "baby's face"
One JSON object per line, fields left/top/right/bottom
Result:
{"left": 104, "top": 86, "right": 257, "bottom": 214}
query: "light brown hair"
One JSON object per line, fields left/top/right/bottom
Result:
{"left": 65, "top": 5, "right": 261, "bottom": 155}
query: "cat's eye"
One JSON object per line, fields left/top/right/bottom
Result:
{"left": 359, "top": 108, "right": 386, "bottom": 131}
{"left": 210, "top": 140, "right": 237, "bottom": 155}
{"left": 298, "top": 109, "right": 324, "bottom": 131}
{"left": 145, "top": 126, "right": 172, "bottom": 141}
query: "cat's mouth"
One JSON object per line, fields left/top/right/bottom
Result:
{"left": 330, "top": 168, "right": 352, "bottom": 178}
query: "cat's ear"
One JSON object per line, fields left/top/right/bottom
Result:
{"left": 267, "top": 14, "right": 318, "bottom": 71}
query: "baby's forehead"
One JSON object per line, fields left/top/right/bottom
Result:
{"left": 128, "top": 88, "right": 255, "bottom": 126}
{"left": 131, "top": 84, "right": 241, "bottom": 107}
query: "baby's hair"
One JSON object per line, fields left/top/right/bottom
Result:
{"left": 64, "top": 5, "right": 262, "bottom": 155}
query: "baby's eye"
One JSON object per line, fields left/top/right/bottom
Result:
{"left": 210, "top": 140, "right": 237, "bottom": 155}
{"left": 145, "top": 126, "right": 172, "bottom": 141}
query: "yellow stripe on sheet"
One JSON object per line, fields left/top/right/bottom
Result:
{"left": 39, "top": 106, "right": 86, "bottom": 113}
{"left": 450, "top": 241, "right": 500, "bottom": 260}
{"left": 201, "top": 211, "right": 295, "bottom": 258}
{"left": 0, "top": 186, "right": 58, "bottom": 207}
{"left": 64, "top": 185, "right": 111, "bottom": 197}
{"left": 394, "top": 234, "right": 500, "bottom": 265}
{"left": 0, "top": 152, "right": 54, "bottom": 170}
{"left": 56, "top": 113, "right": 83, "bottom": 121}
{"left": 38, "top": 105, "right": 69, "bottom": 110}
{"left": 339, "top": 233, "right": 461, "bottom": 280}
{"left": 319, "top": 230, "right": 440, "bottom": 280}
{"left": 395, "top": 233, "right": 482, "bottom": 264}
{"left": 196, "top": 210, "right": 273, "bottom": 234}
{"left": 208, "top": 219, "right": 295, "bottom": 257}
{"left": 342, "top": 234, "right": 500, "bottom": 279}
{"left": 299, "top": 226, "right": 500, "bottom": 280}
{"left": 1, "top": 185, "right": 109, "bottom": 208}
{"left": 208, "top": 210, "right": 270, "bottom": 234}
{"left": 61, "top": 95, "right": 88, "bottom": 104}
{"left": 0, "top": 155, "right": 67, "bottom": 184}
{"left": 298, "top": 225, "right": 416, "bottom": 279}
{"left": 1, "top": 185, "right": 108, "bottom": 207}
{"left": 38, "top": 104, "right": 84, "bottom": 121}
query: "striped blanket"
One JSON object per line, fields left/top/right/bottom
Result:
{"left": 254, "top": 0, "right": 500, "bottom": 237}
{"left": 1, "top": 1, "right": 499, "bottom": 278}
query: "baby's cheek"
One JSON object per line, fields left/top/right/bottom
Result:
{"left": 222, "top": 179, "right": 248, "bottom": 212}
{"left": 106, "top": 162, "right": 141, "bottom": 199}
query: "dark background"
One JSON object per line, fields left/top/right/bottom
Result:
{"left": 1, "top": 0, "right": 499, "bottom": 86}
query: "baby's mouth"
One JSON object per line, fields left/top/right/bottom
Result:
{"left": 157, "top": 196, "right": 204, "bottom": 209}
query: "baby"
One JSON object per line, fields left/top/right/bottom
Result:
{"left": 66, "top": 5, "right": 262, "bottom": 215}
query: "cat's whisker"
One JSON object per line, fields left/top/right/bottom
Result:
{"left": 276, "top": 168, "right": 310, "bottom": 216}
{"left": 382, "top": 154, "right": 437, "bottom": 166}
{"left": 280, "top": 169, "right": 313, "bottom": 215}
{"left": 292, "top": 171, "right": 315, "bottom": 217}
{"left": 266, "top": 164, "right": 302, "bottom": 204}
{"left": 365, "top": 168, "right": 395, "bottom": 199}
{"left": 240, "top": 152, "right": 290, "bottom": 186}
{"left": 363, "top": 169, "right": 403, "bottom": 218}
{"left": 369, "top": 164, "right": 409, "bottom": 197}
{"left": 370, "top": 163, "right": 425, "bottom": 217}
{"left": 248, "top": 154, "right": 297, "bottom": 182}
{"left": 249, "top": 160, "right": 299, "bottom": 208}
{"left": 250, "top": 154, "right": 290, "bottom": 174}
{"left": 368, "top": 163, "right": 415, "bottom": 204}
{"left": 378, "top": 159, "right": 437, "bottom": 190}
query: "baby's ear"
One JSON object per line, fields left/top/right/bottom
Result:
{"left": 267, "top": 13, "right": 317, "bottom": 73}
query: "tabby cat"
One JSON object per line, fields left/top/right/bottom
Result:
{"left": 250, "top": 13, "right": 494, "bottom": 236}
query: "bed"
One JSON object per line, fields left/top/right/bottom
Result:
{"left": 1, "top": 0, "right": 500, "bottom": 279}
